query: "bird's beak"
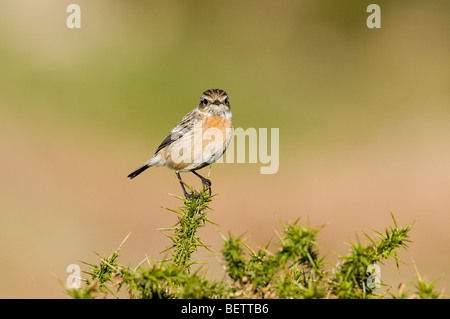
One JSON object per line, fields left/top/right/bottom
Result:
{"left": 213, "top": 100, "right": 221, "bottom": 105}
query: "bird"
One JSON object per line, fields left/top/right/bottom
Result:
{"left": 127, "top": 89, "right": 233, "bottom": 199}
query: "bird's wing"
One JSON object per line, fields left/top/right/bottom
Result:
{"left": 154, "top": 109, "right": 201, "bottom": 154}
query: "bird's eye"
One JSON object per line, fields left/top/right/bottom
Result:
{"left": 202, "top": 99, "right": 208, "bottom": 105}
{"left": 225, "top": 97, "right": 229, "bottom": 104}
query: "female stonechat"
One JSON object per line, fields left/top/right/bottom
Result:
{"left": 127, "top": 89, "right": 233, "bottom": 198}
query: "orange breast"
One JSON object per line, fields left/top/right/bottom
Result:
{"left": 202, "top": 116, "right": 233, "bottom": 130}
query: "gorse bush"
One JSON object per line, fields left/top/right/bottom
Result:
{"left": 65, "top": 187, "right": 444, "bottom": 299}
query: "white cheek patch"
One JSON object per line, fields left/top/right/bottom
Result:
{"left": 223, "top": 111, "right": 232, "bottom": 121}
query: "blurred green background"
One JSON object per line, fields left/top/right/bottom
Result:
{"left": 1, "top": 0, "right": 449, "bottom": 298}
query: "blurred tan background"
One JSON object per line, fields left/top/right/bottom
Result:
{"left": 1, "top": 0, "right": 449, "bottom": 298}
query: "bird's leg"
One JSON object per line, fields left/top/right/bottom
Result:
{"left": 192, "top": 170, "right": 212, "bottom": 195}
{"left": 176, "top": 172, "right": 192, "bottom": 199}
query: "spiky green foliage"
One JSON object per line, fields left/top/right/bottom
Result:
{"left": 65, "top": 189, "right": 444, "bottom": 299}
{"left": 161, "top": 189, "right": 214, "bottom": 270}
{"left": 331, "top": 213, "right": 414, "bottom": 298}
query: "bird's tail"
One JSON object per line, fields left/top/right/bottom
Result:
{"left": 127, "top": 163, "right": 151, "bottom": 179}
